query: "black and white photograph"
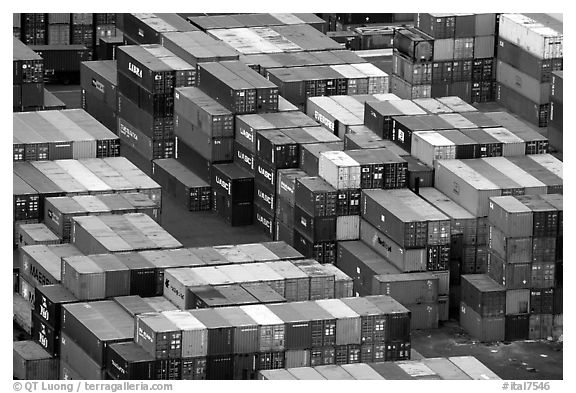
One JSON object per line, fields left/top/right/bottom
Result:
{"left": 9, "top": 5, "right": 566, "bottom": 387}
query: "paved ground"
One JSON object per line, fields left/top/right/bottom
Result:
{"left": 159, "top": 193, "right": 269, "bottom": 247}
{"left": 412, "top": 321, "right": 563, "bottom": 380}
{"left": 46, "top": 85, "right": 82, "bottom": 109}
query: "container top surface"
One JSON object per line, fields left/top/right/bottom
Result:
{"left": 462, "top": 274, "right": 505, "bottom": 293}
{"left": 63, "top": 301, "right": 135, "bottom": 339}
{"left": 143, "top": 297, "right": 179, "bottom": 313}
{"left": 363, "top": 189, "right": 449, "bottom": 222}
{"left": 18, "top": 223, "right": 59, "bottom": 241}
{"left": 340, "top": 297, "right": 390, "bottom": 317}
{"left": 412, "top": 98, "right": 454, "bottom": 114}
{"left": 483, "top": 127, "right": 525, "bottom": 144}
{"left": 413, "top": 131, "right": 456, "bottom": 146}
{"left": 316, "top": 299, "right": 360, "bottom": 319}
{"left": 436, "top": 160, "right": 501, "bottom": 190}
{"left": 213, "top": 162, "right": 254, "bottom": 180}
{"left": 162, "top": 310, "right": 207, "bottom": 330}
{"left": 265, "top": 260, "right": 308, "bottom": 279}
{"left": 297, "top": 176, "right": 337, "bottom": 193}
{"left": 266, "top": 302, "right": 309, "bottom": 323}
{"left": 418, "top": 188, "right": 476, "bottom": 219}
{"left": 108, "top": 341, "right": 155, "bottom": 362}
{"left": 214, "top": 307, "right": 258, "bottom": 327}
{"left": 35, "top": 284, "right": 77, "bottom": 304}
{"left": 153, "top": 158, "right": 210, "bottom": 187}
{"left": 13, "top": 37, "right": 43, "bottom": 61}
{"left": 82, "top": 61, "right": 118, "bottom": 85}
{"left": 137, "top": 312, "right": 179, "bottom": 333}
{"left": 189, "top": 308, "right": 234, "bottom": 329}
{"left": 241, "top": 283, "right": 286, "bottom": 302}
{"left": 287, "top": 367, "right": 326, "bottom": 380}
{"left": 489, "top": 195, "right": 533, "bottom": 214}
{"left": 288, "top": 301, "right": 335, "bottom": 321}
{"left": 13, "top": 341, "right": 52, "bottom": 360}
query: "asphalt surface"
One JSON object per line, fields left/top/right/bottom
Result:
{"left": 412, "top": 322, "right": 563, "bottom": 380}
{"left": 45, "top": 85, "right": 82, "bottom": 109}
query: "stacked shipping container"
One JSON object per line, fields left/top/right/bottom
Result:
{"left": 548, "top": 72, "right": 562, "bottom": 152}
{"left": 397, "top": 13, "right": 499, "bottom": 103}
{"left": 13, "top": 38, "right": 45, "bottom": 111}
{"left": 486, "top": 195, "right": 562, "bottom": 341}
{"left": 496, "top": 14, "right": 563, "bottom": 127}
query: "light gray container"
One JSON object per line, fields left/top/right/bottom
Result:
{"left": 473, "top": 35, "right": 495, "bottom": 58}
{"left": 433, "top": 39, "right": 455, "bottom": 61}
{"left": 496, "top": 60, "right": 551, "bottom": 104}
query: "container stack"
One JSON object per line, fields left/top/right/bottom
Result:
{"left": 120, "top": 294, "right": 410, "bottom": 379}
{"left": 548, "top": 72, "right": 563, "bottom": 152}
{"left": 93, "top": 13, "right": 117, "bottom": 51}
{"left": 496, "top": 14, "right": 563, "bottom": 127}
{"left": 80, "top": 60, "right": 118, "bottom": 133}
{"left": 13, "top": 340, "right": 59, "bottom": 380}
{"left": 13, "top": 38, "right": 45, "bottom": 111}
{"left": 434, "top": 155, "right": 562, "bottom": 275}
{"left": 44, "top": 193, "right": 161, "bottom": 242}
{"left": 13, "top": 110, "right": 120, "bottom": 161}
{"left": 355, "top": 189, "right": 451, "bottom": 329}
{"left": 394, "top": 13, "right": 499, "bottom": 103}
{"left": 187, "top": 13, "right": 327, "bottom": 33}
{"left": 116, "top": 44, "right": 196, "bottom": 174}
{"left": 97, "top": 34, "right": 124, "bottom": 61}
{"left": 59, "top": 300, "right": 135, "bottom": 379}
{"left": 46, "top": 13, "right": 70, "bottom": 46}
{"left": 486, "top": 195, "right": 562, "bottom": 341}
{"left": 70, "top": 13, "right": 94, "bottom": 59}
{"left": 258, "top": 355, "right": 501, "bottom": 380}
{"left": 172, "top": 87, "right": 235, "bottom": 182}
{"left": 30, "top": 284, "right": 79, "bottom": 358}
{"left": 20, "top": 13, "right": 47, "bottom": 45}
{"left": 459, "top": 274, "right": 506, "bottom": 342}
{"left": 13, "top": 13, "right": 21, "bottom": 39}
{"left": 121, "top": 13, "right": 199, "bottom": 46}
{"left": 151, "top": 159, "right": 212, "bottom": 212}
{"left": 391, "top": 27, "right": 434, "bottom": 100}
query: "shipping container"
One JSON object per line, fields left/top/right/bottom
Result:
{"left": 393, "top": 28, "right": 434, "bottom": 62}
{"left": 359, "top": 220, "right": 426, "bottom": 273}
{"left": 61, "top": 301, "right": 134, "bottom": 366}
{"left": 106, "top": 342, "right": 155, "bottom": 380}
{"left": 496, "top": 83, "right": 549, "bottom": 128}
{"left": 372, "top": 273, "right": 439, "bottom": 305}
{"left": 499, "top": 14, "right": 562, "bottom": 60}
{"left": 505, "top": 314, "right": 530, "bottom": 341}
{"left": 211, "top": 163, "right": 254, "bottom": 202}
{"left": 459, "top": 302, "right": 505, "bottom": 342}
{"left": 20, "top": 244, "right": 83, "bottom": 288}
{"left": 461, "top": 274, "right": 505, "bottom": 317}
{"left": 489, "top": 226, "right": 532, "bottom": 264}
{"left": 299, "top": 142, "right": 344, "bottom": 177}
{"left": 151, "top": 159, "right": 211, "bottom": 211}
{"left": 528, "top": 314, "right": 553, "bottom": 340}
{"left": 13, "top": 340, "right": 59, "bottom": 380}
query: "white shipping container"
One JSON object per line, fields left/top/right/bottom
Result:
{"left": 482, "top": 127, "right": 526, "bottom": 156}
{"left": 163, "top": 268, "right": 207, "bottom": 310}
{"left": 55, "top": 160, "right": 113, "bottom": 194}
{"left": 318, "top": 151, "right": 361, "bottom": 189}
{"left": 336, "top": 215, "right": 360, "bottom": 241}
{"left": 330, "top": 65, "right": 369, "bottom": 95}
{"left": 350, "top": 63, "right": 389, "bottom": 94}
{"left": 162, "top": 310, "right": 208, "bottom": 358}
{"left": 411, "top": 131, "right": 457, "bottom": 167}
{"left": 499, "top": 14, "right": 563, "bottom": 59}
{"left": 433, "top": 39, "right": 455, "bottom": 61}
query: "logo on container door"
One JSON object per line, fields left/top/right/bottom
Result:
{"left": 257, "top": 189, "right": 273, "bottom": 208}
{"left": 258, "top": 165, "right": 274, "bottom": 183}
{"left": 257, "top": 213, "right": 272, "bottom": 231}
{"left": 237, "top": 150, "right": 253, "bottom": 168}
{"left": 128, "top": 62, "right": 143, "bottom": 78}
{"left": 215, "top": 176, "right": 231, "bottom": 195}
{"left": 240, "top": 129, "right": 254, "bottom": 142}
{"left": 91, "top": 79, "right": 105, "bottom": 94}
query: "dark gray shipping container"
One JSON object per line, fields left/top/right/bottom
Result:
{"left": 160, "top": 31, "right": 239, "bottom": 66}
{"left": 61, "top": 301, "right": 135, "bottom": 366}
{"left": 294, "top": 176, "right": 338, "bottom": 217}
{"left": 190, "top": 308, "right": 234, "bottom": 356}
{"left": 460, "top": 274, "right": 506, "bottom": 317}
{"left": 122, "top": 13, "right": 198, "bottom": 45}
{"left": 197, "top": 62, "right": 257, "bottom": 114}
{"left": 267, "top": 303, "right": 313, "bottom": 350}
{"left": 289, "top": 301, "right": 337, "bottom": 348}
{"left": 497, "top": 37, "right": 562, "bottom": 83}
{"left": 34, "top": 284, "right": 78, "bottom": 330}
{"left": 13, "top": 340, "right": 59, "bottom": 380}
{"left": 174, "top": 114, "right": 233, "bottom": 162}
{"left": 174, "top": 87, "right": 234, "bottom": 138}
{"left": 106, "top": 342, "right": 155, "bottom": 380}
{"left": 151, "top": 158, "right": 211, "bottom": 211}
